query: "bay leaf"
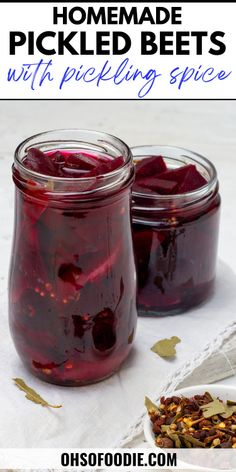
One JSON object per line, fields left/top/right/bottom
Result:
{"left": 201, "top": 396, "right": 236, "bottom": 419}
{"left": 200, "top": 398, "right": 225, "bottom": 418}
{"left": 161, "top": 425, "right": 171, "bottom": 432}
{"left": 179, "top": 433, "right": 205, "bottom": 448}
{"left": 181, "top": 437, "right": 192, "bottom": 448}
{"left": 221, "top": 404, "right": 236, "bottom": 419}
{"left": 167, "top": 432, "right": 181, "bottom": 448}
{"left": 145, "top": 396, "right": 159, "bottom": 413}
{"left": 13, "top": 378, "right": 62, "bottom": 408}
{"left": 151, "top": 336, "right": 181, "bottom": 358}
{"left": 205, "top": 391, "right": 214, "bottom": 402}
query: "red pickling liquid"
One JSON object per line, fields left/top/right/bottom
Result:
{"left": 9, "top": 147, "right": 137, "bottom": 385}
{"left": 132, "top": 155, "right": 221, "bottom": 315}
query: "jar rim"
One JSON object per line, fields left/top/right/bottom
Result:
{"left": 14, "top": 128, "right": 132, "bottom": 184}
{"left": 131, "top": 144, "right": 218, "bottom": 206}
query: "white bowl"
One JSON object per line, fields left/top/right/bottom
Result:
{"left": 143, "top": 384, "right": 236, "bottom": 471}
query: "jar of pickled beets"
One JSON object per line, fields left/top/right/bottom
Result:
{"left": 9, "top": 129, "right": 137, "bottom": 385}
{"left": 132, "top": 145, "right": 220, "bottom": 316}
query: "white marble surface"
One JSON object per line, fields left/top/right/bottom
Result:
{"left": 0, "top": 100, "right": 236, "bottom": 451}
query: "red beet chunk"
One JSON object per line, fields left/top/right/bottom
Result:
{"left": 134, "top": 161, "right": 207, "bottom": 195}
{"left": 107, "top": 155, "right": 124, "bottom": 172}
{"left": 87, "top": 156, "right": 124, "bottom": 176}
{"left": 177, "top": 166, "right": 207, "bottom": 193}
{"left": 135, "top": 155, "right": 167, "bottom": 179}
{"left": 97, "top": 155, "right": 124, "bottom": 173}
{"left": 48, "top": 151, "right": 66, "bottom": 176}
{"left": 137, "top": 177, "right": 178, "bottom": 195}
{"left": 24, "top": 148, "right": 56, "bottom": 176}
{"left": 66, "top": 153, "right": 100, "bottom": 170}
{"left": 157, "top": 164, "right": 194, "bottom": 184}
{"left": 132, "top": 182, "right": 156, "bottom": 194}
{"left": 58, "top": 263, "right": 82, "bottom": 288}
{"left": 50, "top": 151, "right": 66, "bottom": 165}
{"left": 23, "top": 149, "right": 124, "bottom": 178}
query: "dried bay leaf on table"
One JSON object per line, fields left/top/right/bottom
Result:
{"left": 13, "top": 378, "right": 62, "bottom": 408}
{"left": 151, "top": 336, "right": 181, "bottom": 358}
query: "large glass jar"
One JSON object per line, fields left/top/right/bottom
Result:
{"left": 9, "top": 129, "right": 137, "bottom": 386}
{"left": 132, "top": 145, "right": 221, "bottom": 316}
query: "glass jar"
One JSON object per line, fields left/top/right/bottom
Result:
{"left": 132, "top": 145, "right": 221, "bottom": 316}
{"left": 9, "top": 129, "right": 137, "bottom": 386}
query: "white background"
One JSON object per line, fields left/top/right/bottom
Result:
{"left": 0, "top": 2, "right": 235, "bottom": 98}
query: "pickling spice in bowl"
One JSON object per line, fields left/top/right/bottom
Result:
{"left": 145, "top": 391, "right": 236, "bottom": 448}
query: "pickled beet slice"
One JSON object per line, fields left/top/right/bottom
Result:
{"left": 106, "top": 155, "right": 124, "bottom": 172}
{"left": 24, "top": 148, "right": 56, "bottom": 176}
{"left": 65, "top": 153, "right": 98, "bottom": 170}
{"left": 134, "top": 161, "right": 207, "bottom": 194}
{"left": 155, "top": 164, "right": 195, "bottom": 184}
{"left": 49, "top": 152, "right": 66, "bottom": 177}
{"left": 55, "top": 245, "right": 120, "bottom": 303}
{"left": 87, "top": 156, "right": 124, "bottom": 176}
{"left": 135, "top": 155, "right": 167, "bottom": 179}
{"left": 136, "top": 177, "right": 178, "bottom": 194}
{"left": 92, "top": 308, "right": 116, "bottom": 352}
{"left": 176, "top": 166, "right": 207, "bottom": 193}
{"left": 61, "top": 167, "right": 93, "bottom": 178}
{"left": 132, "top": 182, "right": 156, "bottom": 194}
{"left": 50, "top": 151, "right": 66, "bottom": 166}
{"left": 58, "top": 263, "right": 82, "bottom": 288}
{"left": 72, "top": 315, "right": 91, "bottom": 338}
{"left": 22, "top": 192, "right": 48, "bottom": 225}
{"left": 84, "top": 244, "right": 120, "bottom": 284}
{"left": 23, "top": 149, "right": 124, "bottom": 178}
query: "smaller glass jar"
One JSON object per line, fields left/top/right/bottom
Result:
{"left": 131, "top": 145, "right": 221, "bottom": 316}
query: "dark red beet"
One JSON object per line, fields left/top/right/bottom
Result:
{"left": 156, "top": 164, "right": 194, "bottom": 184}
{"left": 135, "top": 155, "right": 167, "bottom": 179}
{"left": 47, "top": 151, "right": 66, "bottom": 176}
{"left": 88, "top": 155, "right": 124, "bottom": 176}
{"left": 23, "top": 149, "right": 124, "bottom": 178}
{"left": 24, "top": 148, "right": 56, "bottom": 176}
{"left": 132, "top": 182, "right": 156, "bottom": 194}
{"left": 136, "top": 177, "right": 178, "bottom": 195}
{"left": 65, "top": 153, "right": 99, "bottom": 170}
{"left": 176, "top": 166, "right": 207, "bottom": 193}
{"left": 134, "top": 161, "right": 207, "bottom": 195}
{"left": 50, "top": 151, "right": 66, "bottom": 165}
{"left": 107, "top": 155, "right": 124, "bottom": 172}
{"left": 58, "top": 263, "right": 82, "bottom": 288}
